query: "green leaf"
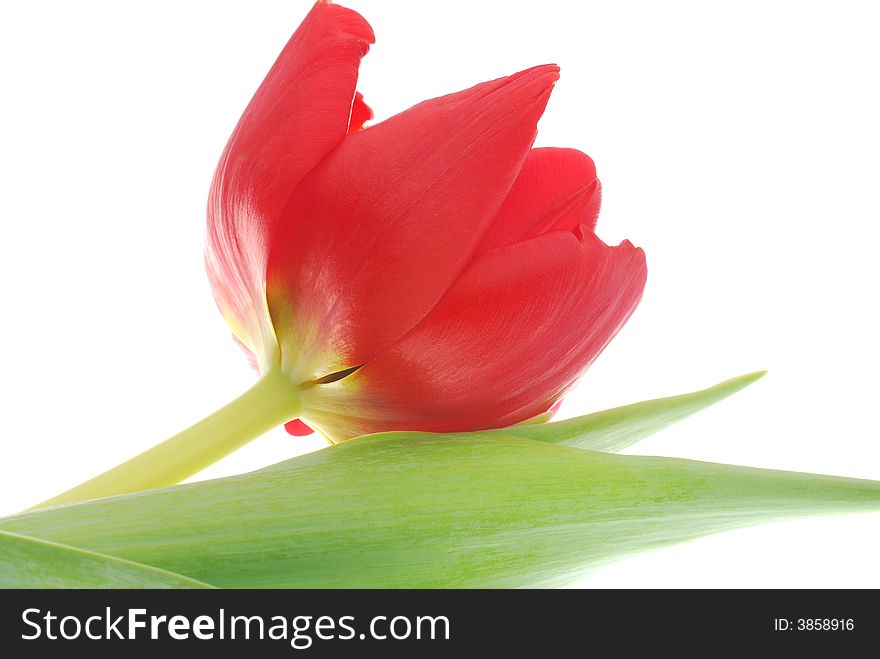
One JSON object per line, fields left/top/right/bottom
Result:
{"left": 2, "top": 430, "right": 878, "bottom": 588}
{"left": 501, "top": 371, "right": 767, "bottom": 452}
{"left": 0, "top": 530, "right": 214, "bottom": 588}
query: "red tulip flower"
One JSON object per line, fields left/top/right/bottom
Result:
{"left": 206, "top": 1, "right": 647, "bottom": 443}
{"left": 36, "top": 0, "right": 648, "bottom": 510}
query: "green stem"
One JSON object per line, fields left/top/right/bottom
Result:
{"left": 31, "top": 368, "right": 301, "bottom": 510}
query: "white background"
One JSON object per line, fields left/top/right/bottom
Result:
{"left": 1, "top": 0, "right": 878, "bottom": 587}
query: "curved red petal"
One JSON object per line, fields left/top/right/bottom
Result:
{"left": 205, "top": 2, "right": 374, "bottom": 360}
{"left": 267, "top": 65, "right": 560, "bottom": 382}
{"left": 479, "top": 148, "right": 601, "bottom": 252}
{"left": 284, "top": 419, "right": 315, "bottom": 436}
{"left": 301, "top": 229, "right": 647, "bottom": 440}
{"left": 348, "top": 91, "right": 373, "bottom": 132}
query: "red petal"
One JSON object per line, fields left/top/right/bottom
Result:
{"left": 301, "top": 229, "right": 647, "bottom": 440}
{"left": 348, "top": 91, "right": 373, "bottom": 132}
{"left": 267, "top": 65, "right": 560, "bottom": 382}
{"left": 479, "top": 148, "right": 601, "bottom": 252}
{"left": 284, "top": 419, "right": 315, "bottom": 436}
{"left": 205, "top": 2, "right": 374, "bottom": 359}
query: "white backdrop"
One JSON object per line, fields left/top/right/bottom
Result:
{"left": 1, "top": 0, "right": 878, "bottom": 587}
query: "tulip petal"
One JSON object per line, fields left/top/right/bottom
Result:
{"left": 348, "top": 91, "right": 373, "bottom": 132}
{"left": 301, "top": 229, "right": 646, "bottom": 441}
{"left": 479, "top": 148, "right": 601, "bottom": 252}
{"left": 284, "top": 419, "right": 315, "bottom": 437}
{"left": 205, "top": 2, "right": 374, "bottom": 363}
{"left": 267, "top": 65, "right": 560, "bottom": 382}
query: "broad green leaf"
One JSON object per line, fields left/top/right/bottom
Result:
{"left": 501, "top": 371, "right": 766, "bottom": 452}
{"left": 0, "top": 530, "right": 214, "bottom": 588}
{"left": 2, "top": 431, "right": 878, "bottom": 588}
